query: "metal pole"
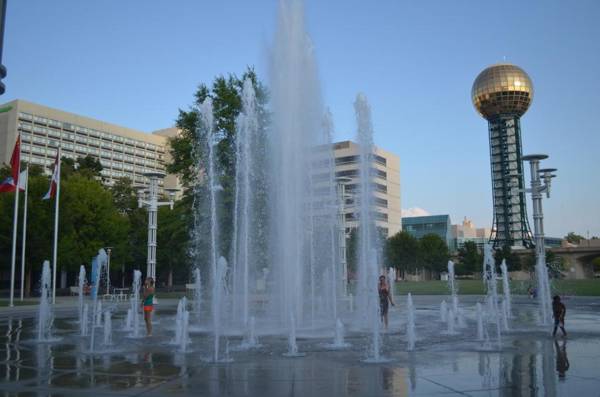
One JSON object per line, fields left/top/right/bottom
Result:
{"left": 338, "top": 182, "right": 348, "bottom": 296}
{"left": 146, "top": 176, "right": 158, "bottom": 279}
{"left": 9, "top": 141, "right": 21, "bottom": 307}
{"left": 19, "top": 165, "right": 29, "bottom": 301}
{"left": 52, "top": 147, "right": 62, "bottom": 304}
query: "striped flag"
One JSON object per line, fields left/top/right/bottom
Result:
{"left": 43, "top": 151, "right": 60, "bottom": 200}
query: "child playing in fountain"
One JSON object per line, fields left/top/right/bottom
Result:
{"left": 378, "top": 275, "right": 395, "bottom": 331}
{"left": 552, "top": 295, "right": 567, "bottom": 337}
{"left": 142, "top": 277, "right": 155, "bottom": 337}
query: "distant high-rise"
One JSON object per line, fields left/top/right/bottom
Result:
{"left": 472, "top": 64, "right": 534, "bottom": 248}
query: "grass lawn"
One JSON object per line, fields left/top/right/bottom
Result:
{"left": 391, "top": 279, "right": 600, "bottom": 296}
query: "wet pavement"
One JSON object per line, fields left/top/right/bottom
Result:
{"left": 0, "top": 295, "right": 599, "bottom": 396}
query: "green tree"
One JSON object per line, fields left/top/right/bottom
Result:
{"left": 167, "top": 68, "right": 269, "bottom": 271}
{"left": 456, "top": 241, "right": 482, "bottom": 275}
{"left": 156, "top": 197, "right": 192, "bottom": 287}
{"left": 565, "top": 232, "right": 585, "bottom": 245}
{"left": 418, "top": 233, "right": 449, "bottom": 273}
{"left": 385, "top": 231, "right": 419, "bottom": 275}
{"left": 58, "top": 174, "right": 129, "bottom": 280}
{"left": 76, "top": 155, "right": 103, "bottom": 179}
{"left": 494, "top": 245, "right": 521, "bottom": 272}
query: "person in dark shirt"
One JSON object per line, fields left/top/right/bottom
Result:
{"left": 552, "top": 295, "right": 567, "bottom": 337}
{"left": 378, "top": 275, "right": 395, "bottom": 330}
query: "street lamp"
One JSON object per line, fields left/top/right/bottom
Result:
{"left": 522, "top": 154, "right": 557, "bottom": 324}
{"left": 336, "top": 177, "right": 354, "bottom": 296}
{"left": 137, "top": 171, "right": 177, "bottom": 281}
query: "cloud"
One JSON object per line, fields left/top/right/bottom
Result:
{"left": 401, "top": 207, "right": 430, "bottom": 217}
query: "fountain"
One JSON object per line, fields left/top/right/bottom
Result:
{"left": 81, "top": 304, "right": 89, "bottom": 337}
{"left": 37, "top": 260, "right": 53, "bottom": 342}
{"left": 130, "top": 270, "right": 142, "bottom": 338}
{"left": 501, "top": 300, "right": 510, "bottom": 331}
{"left": 103, "top": 310, "right": 112, "bottom": 346}
{"left": 354, "top": 94, "right": 384, "bottom": 362}
{"left": 212, "top": 257, "right": 228, "bottom": 362}
{"left": 89, "top": 249, "right": 108, "bottom": 352}
{"left": 447, "top": 261, "right": 465, "bottom": 329}
{"left": 241, "top": 316, "right": 260, "bottom": 348}
{"left": 500, "top": 259, "right": 512, "bottom": 318}
{"left": 476, "top": 302, "right": 484, "bottom": 341}
{"left": 232, "top": 78, "right": 259, "bottom": 332}
{"left": 78, "top": 265, "right": 86, "bottom": 325}
{"left": 388, "top": 267, "right": 396, "bottom": 299}
{"left": 95, "top": 301, "right": 103, "bottom": 327}
{"left": 406, "top": 293, "right": 416, "bottom": 351}
{"left": 192, "top": 268, "right": 201, "bottom": 323}
{"left": 124, "top": 309, "right": 132, "bottom": 331}
{"left": 283, "top": 314, "right": 305, "bottom": 357}
{"left": 180, "top": 309, "right": 190, "bottom": 353}
{"left": 446, "top": 307, "right": 457, "bottom": 335}
{"left": 482, "top": 244, "right": 502, "bottom": 348}
{"left": 440, "top": 300, "right": 448, "bottom": 322}
{"left": 324, "top": 318, "right": 350, "bottom": 349}
{"left": 173, "top": 297, "right": 187, "bottom": 346}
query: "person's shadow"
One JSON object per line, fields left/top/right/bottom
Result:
{"left": 555, "top": 339, "right": 570, "bottom": 381}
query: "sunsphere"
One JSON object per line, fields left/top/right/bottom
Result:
{"left": 472, "top": 63, "right": 533, "bottom": 120}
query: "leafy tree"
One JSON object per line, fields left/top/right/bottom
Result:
{"left": 565, "top": 232, "right": 585, "bottom": 245}
{"left": 58, "top": 174, "right": 129, "bottom": 279}
{"left": 494, "top": 245, "right": 521, "bottom": 272}
{"left": 166, "top": 68, "right": 269, "bottom": 271}
{"left": 76, "top": 155, "right": 103, "bottom": 179}
{"left": 110, "top": 177, "right": 138, "bottom": 215}
{"left": 385, "top": 231, "right": 419, "bottom": 275}
{"left": 418, "top": 233, "right": 449, "bottom": 273}
{"left": 456, "top": 241, "right": 482, "bottom": 275}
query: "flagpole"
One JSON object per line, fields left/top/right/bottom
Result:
{"left": 9, "top": 138, "right": 21, "bottom": 307}
{"left": 20, "top": 165, "right": 29, "bottom": 301}
{"left": 51, "top": 147, "right": 61, "bottom": 304}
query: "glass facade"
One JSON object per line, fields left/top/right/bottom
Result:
{"left": 402, "top": 215, "right": 452, "bottom": 248}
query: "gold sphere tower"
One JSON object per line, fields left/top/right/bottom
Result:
{"left": 472, "top": 63, "right": 534, "bottom": 248}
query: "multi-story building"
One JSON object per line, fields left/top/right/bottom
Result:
{"left": 451, "top": 217, "right": 493, "bottom": 251}
{"left": 402, "top": 215, "right": 453, "bottom": 249}
{"left": 0, "top": 99, "right": 178, "bottom": 192}
{"left": 331, "top": 141, "right": 401, "bottom": 237}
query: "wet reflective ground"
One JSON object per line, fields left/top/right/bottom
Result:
{"left": 0, "top": 296, "right": 599, "bottom": 396}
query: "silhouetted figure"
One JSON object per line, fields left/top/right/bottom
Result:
{"left": 552, "top": 295, "right": 567, "bottom": 337}
{"left": 555, "top": 339, "right": 569, "bottom": 380}
{"left": 378, "top": 275, "right": 395, "bottom": 330}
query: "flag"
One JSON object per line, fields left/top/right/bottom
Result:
{"left": 17, "top": 169, "right": 27, "bottom": 192}
{"left": 43, "top": 150, "right": 60, "bottom": 200}
{"left": 0, "top": 136, "right": 20, "bottom": 193}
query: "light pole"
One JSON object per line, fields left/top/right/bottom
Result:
{"left": 137, "top": 171, "right": 176, "bottom": 281}
{"left": 522, "top": 154, "right": 557, "bottom": 324}
{"left": 105, "top": 247, "right": 112, "bottom": 296}
{"left": 336, "top": 177, "right": 354, "bottom": 296}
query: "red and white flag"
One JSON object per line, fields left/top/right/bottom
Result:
{"left": 0, "top": 136, "right": 21, "bottom": 193}
{"left": 43, "top": 151, "right": 60, "bottom": 200}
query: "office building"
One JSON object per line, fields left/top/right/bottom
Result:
{"left": 331, "top": 140, "right": 401, "bottom": 237}
{"left": 402, "top": 215, "right": 452, "bottom": 248}
{"left": 0, "top": 99, "right": 178, "bottom": 192}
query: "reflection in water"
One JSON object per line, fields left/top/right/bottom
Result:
{"left": 408, "top": 351, "right": 417, "bottom": 390}
{"left": 555, "top": 340, "right": 569, "bottom": 381}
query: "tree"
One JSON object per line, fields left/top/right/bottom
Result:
{"left": 58, "top": 174, "right": 129, "bottom": 279}
{"left": 456, "top": 241, "right": 482, "bottom": 275}
{"left": 166, "top": 68, "right": 269, "bottom": 271}
{"left": 494, "top": 245, "right": 521, "bottom": 272}
{"left": 418, "top": 233, "right": 449, "bottom": 273}
{"left": 385, "top": 231, "right": 419, "bottom": 275}
{"left": 565, "top": 232, "right": 585, "bottom": 245}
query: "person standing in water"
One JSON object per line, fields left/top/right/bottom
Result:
{"left": 552, "top": 295, "right": 567, "bottom": 337}
{"left": 378, "top": 275, "right": 395, "bottom": 330}
{"left": 142, "top": 277, "right": 155, "bottom": 336}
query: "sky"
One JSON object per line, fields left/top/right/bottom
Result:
{"left": 3, "top": 0, "right": 599, "bottom": 238}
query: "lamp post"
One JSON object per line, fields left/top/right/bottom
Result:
{"left": 137, "top": 171, "right": 176, "bottom": 281}
{"left": 336, "top": 177, "right": 354, "bottom": 296}
{"left": 104, "top": 247, "right": 112, "bottom": 296}
{"left": 522, "top": 154, "right": 557, "bottom": 324}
